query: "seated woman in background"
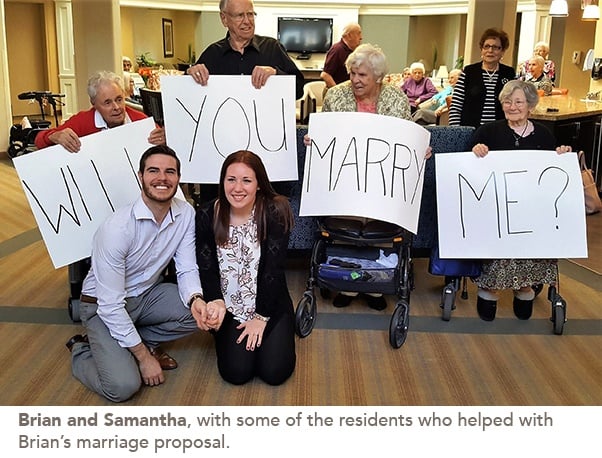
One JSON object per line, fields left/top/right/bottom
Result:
{"left": 517, "top": 41, "right": 555, "bottom": 83}
{"left": 524, "top": 56, "right": 553, "bottom": 96}
{"left": 195, "top": 150, "right": 296, "bottom": 385}
{"left": 470, "top": 80, "right": 572, "bottom": 321}
{"left": 412, "top": 68, "right": 462, "bottom": 125}
{"left": 402, "top": 66, "right": 411, "bottom": 82}
{"left": 401, "top": 62, "right": 438, "bottom": 113}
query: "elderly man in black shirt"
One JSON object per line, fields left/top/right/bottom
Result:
{"left": 187, "top": 0, "right": 304, "bottom": 99}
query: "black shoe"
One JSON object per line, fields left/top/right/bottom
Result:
{"left": 513, "top": 297, "right": 533, "bottom": 320}
{"left": 333, "top": 293, "right": 353, "bottom": 308}
{"left": 365, "top": 294, "right": 387, "bottom": 311}
{"left": 66, "top": 334, "right": 88, "bottom": 352}
{"left": 476, "top": 297, "right": 497, "bottom": 321}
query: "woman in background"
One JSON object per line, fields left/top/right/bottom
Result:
{"left": 517, "top": 41, "right": 555, "bottom": 83}
{"left": 401, "top": 61, "right": 438, "bottom": 113}
{"left": 470, "top": 80, "right": 572, "bottom": 321}
{"left": 449, "top": 28, "right": 515, "bottom": 128}
{"left": 195, "top": 150, "right": 296, "bottom": 385}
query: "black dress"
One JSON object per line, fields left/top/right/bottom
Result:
{"left": 469, "top": 120, "right": 558, "bottom": 290}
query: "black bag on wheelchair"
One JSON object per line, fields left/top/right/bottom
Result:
{"left": 7, "top": 120, "right": 49, "bottom": 158}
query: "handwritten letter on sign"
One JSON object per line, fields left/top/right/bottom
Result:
{"left": 13, "top": 118, "right": 158, "bottom": 268}
{"left": 161, "top": 75, "right": 298, "bottom": 183}
{"left": 299, "top": 112, "right": 430, "bottom": 234}
{"left": 436, "top": 150, "right": 587, "bottom": 259}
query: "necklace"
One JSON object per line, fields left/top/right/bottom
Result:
{"left": 510, "top": 122, "right": 529, "bottom": 147}
{"left": 483, "top": 65, "right": 498, "bottom": 82}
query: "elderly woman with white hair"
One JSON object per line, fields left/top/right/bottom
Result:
{"left": 321, "top": 43, "right": 411, "bottom": 118}
{"left": 518, "top": 41, "right": 555, "bottom": 83}
{"left": 308, "top": 44, "right": 421, "bottom": 311}
{"left": 401, "top": 61, "right": 438, "bottom": 112}
{"left": 470, "top": 80, "right": 571, "bottom": 321}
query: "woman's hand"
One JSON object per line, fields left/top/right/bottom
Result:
{"left": 556, "top": 145, "right": 572, "bottom": 154}
{"left": 206, "top": 299, "right": 226, "bottom": 330}
{"left": 303, "top": 133, "right": 311, "bottom": 147}
{"left": 472, "top": 143, "right": 490, "bottom": 158}
{"left": 236, "top": 318, "right": 267, "bottom": 351}
{"left": 425, "top": 146, "right": 433, "bottom": 160}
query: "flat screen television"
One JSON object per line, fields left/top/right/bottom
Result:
{"left": 277, "top": 17, "right": 333, "bottom": 58}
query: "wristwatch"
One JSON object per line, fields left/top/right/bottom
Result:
{"left": 188, "top": 293, "right": 204, "bottom": 307}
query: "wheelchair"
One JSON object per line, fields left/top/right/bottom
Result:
{"left": 295, "top": 216, "right": 414, "bottom": 349}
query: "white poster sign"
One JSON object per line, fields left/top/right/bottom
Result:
{"left": 299, "top": 112, "right": 430, "bottom": 234}
{"left": 13, "top": 118, "right": 165, "bottom": 268}
{"left": 436, "top": 150, "right": 588, "bottom": 259}
{"left": 161, "top": 75, "right": 298, "bottom": 183}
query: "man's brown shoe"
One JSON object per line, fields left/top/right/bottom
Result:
{"left": 66, "top": 334, "right": 88, "bottom": 352}
{"left": 148, "top": 346, "right": 178, "bottom": 370}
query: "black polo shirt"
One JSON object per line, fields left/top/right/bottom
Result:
{"left": 197, "top": 33, "right": 304, "bottom": 99}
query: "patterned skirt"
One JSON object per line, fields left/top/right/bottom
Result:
{"left": 474, "top": 259, "right": 558, "bottom": 290}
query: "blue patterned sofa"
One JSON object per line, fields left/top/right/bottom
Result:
{"left": 287, "top": 125, "right": 475, "bottom": 253}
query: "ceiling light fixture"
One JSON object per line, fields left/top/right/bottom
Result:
{"left": 582, "top": 1, "right": 600, "bottom": 21}
{"left": 549, "top": 0, "right": 569, "bottom": 17}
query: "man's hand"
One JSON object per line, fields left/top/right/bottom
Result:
{"left": 148, "top": 126, "right": 166, "bottom": 145}
{"left": 191, "top": 297, "right": 211, "bottom": 330}
{"left": 129, "top": 342, "right": 164, "bottom": 386}
{"left": 187, "top": 64, "right": 210, "bottom": 85}
{"left": 49, "top": 128, "right": 81, "bottom": 153}
{"left": 251, "top": 66, "right": 276, "bottom": 89}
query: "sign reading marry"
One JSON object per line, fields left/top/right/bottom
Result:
{"left": 13, "top": 118, "right": 159, "bottom": 268}
{"left": 161, "top": 75, "right": 298, "bottom": 183}
{"left": 299, "top": 112, "right": 430, "bottom": 233}
{"left": 436, "top": 150, "right": 587, "bottom": 259}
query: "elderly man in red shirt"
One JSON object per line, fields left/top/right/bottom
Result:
{"left": 35, "top": 71, "right": 164, "bottom": 152}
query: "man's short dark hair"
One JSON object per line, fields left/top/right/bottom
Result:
{"left": 139, "top": 145, "right": 181, "bottom": 175}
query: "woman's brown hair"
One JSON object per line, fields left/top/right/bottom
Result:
{"left": 213, "top": 150, "right": 294, "bottom": 246}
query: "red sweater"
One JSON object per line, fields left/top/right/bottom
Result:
{"left": 34, "top": 106, "right": 148, "bottom": 149}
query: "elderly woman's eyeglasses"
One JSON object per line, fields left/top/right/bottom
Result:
{"left": 225, "top": 11, "right": 257, "bottom": 22}
{"left": 502, "top": 99, "right": 527, "bottom": 108}
{"left": 482, "top": 44, "right": 503, "bottom": 51}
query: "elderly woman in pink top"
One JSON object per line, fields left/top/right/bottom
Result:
{"left": 401, "top": 61, "right": 438, "bottom": 113}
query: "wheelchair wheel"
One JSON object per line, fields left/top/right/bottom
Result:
{"left": 295, "top": 292, "right": 316, "bottom": 338}
{"left": 441, "top": 285, "right": 455, "bottom": 322}
{"left": 389, "top": 300, "right": 409, "bottom": 348}
{"left": 68, "top": 298, "right": 81, "bottom": 323}
{"left": 551, "top": 295, "right": 567, "bottom": 335}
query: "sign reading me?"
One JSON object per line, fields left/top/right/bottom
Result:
{"left": 436, "top": 150, "right": 587, "bottom": 259}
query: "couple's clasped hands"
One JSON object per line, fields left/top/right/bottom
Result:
{"left": 191, "top": 298, "right": 226, "bottom": 331}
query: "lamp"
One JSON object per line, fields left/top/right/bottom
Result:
{"left": 549, "top": 0, "right": 569, "bottom": 17}
{"left": 582, "top": 1, "right": 600, "bottom": 21}
{"left": 435, "top": 65, "right": 449, "bottom": 87}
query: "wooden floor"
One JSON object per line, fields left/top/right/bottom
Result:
{"left": 0, "top": 156, "right": 600, "bottom": 406}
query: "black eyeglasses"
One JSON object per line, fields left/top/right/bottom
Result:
{"left": 225, "top": 11, "right": 257, "bottom": 23}
{"left": 482, "top": 44, "right": 503, "bottom": 51}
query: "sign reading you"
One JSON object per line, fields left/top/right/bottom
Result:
{"left": 161, "top": 75, "right": 298, "bottom": 184}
